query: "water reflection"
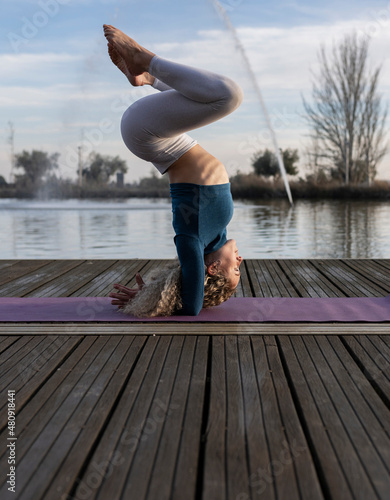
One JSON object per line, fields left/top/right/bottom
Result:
{"left": 0, "top": 198, "right": 389, "bottom": 259}
{"left": 230, "top": 199, "right": 390, "bottom": 258}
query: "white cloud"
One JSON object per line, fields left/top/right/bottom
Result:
{"left": 0, "top": 52, "right": 82, "bottom": 76}
{"left": 1, "top": 16, "right": 389, "bottom": 181}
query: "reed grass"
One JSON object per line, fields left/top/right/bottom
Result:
{"left": 0, "top": 175, "right": 389, "bottom": 200}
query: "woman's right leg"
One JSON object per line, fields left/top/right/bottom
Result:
{"left": 147, "top": 55, "right": 243, "bottom": 130}
{"left": 149, "top": 56, "right": 242, "bottom": 107}
{"left": 104, "top": 24, "right": 243, "bottom": 112}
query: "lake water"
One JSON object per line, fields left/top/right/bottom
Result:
{"left": 1, "top": 198, "right": 390, "bottom": 259}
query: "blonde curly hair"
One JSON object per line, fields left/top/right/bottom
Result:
{"left": 122, "top": 259, "right": 236, "bottom": 317}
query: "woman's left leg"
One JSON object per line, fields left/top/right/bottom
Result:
{"left": 104, "top": 25, "right": 243, "bottom": 174}
{"left": 119, "top": 62, "right": 242, "bottom": 174}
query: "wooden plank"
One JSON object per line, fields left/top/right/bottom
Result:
{"left": 0, "top": 260, "right": 21, "bottom": 272}
{"left": 339, "top": 260, "right": 389, "bottom": 295}
{"left": 236, "top": 335, "right": 276, "bottom": 500}
{"left": 4, "top": 335, "right": 120, "bottom": 498}
{"left": 300, "top": 335, "right": 383, "bottom": 499}
{"left": 0, "top": 260, "right": 52, "bottom": 288}
{"left": 30, "top": 259, "right": 118, "bottom": 297}
{"left": 309, "top": 260, "right": 363, "bottom": 297}
{"left": 71, "top": 335, "right": 159, "bottom": 499}
{"left": 254, "top": 260, "right": 300, "bottom": 297}
{"left": 0, "top": 335, "right": 20, "bottom": 354}
{"left": 296, "top": 259, "right": 348, "bottom": 297}
{"left": 278, "top": 335, "right": 355, "bottom": 500}
{"left": 292, "top": 260, "right": 343, "bottom": 297}
{"left": 379, "top": 335, "right": 390, "bottom": 348}
{"left": 343, "top": 260, "right": 390, "bottom": 293}
{"left": 125, "top": 335, "right": 202, "bottom": 499}
{"left": 0, "top": 336, "right": 70, "bottom": 392}
{"left": 358, "top": 335, "right": 390, "bottom": 382}
{"left": 42, "top": 335, "right": 147, "bottom": 500}
{"left": 0, "top": 336, "right": 49, "bottom": 392}
{"left": 327, "top": 336, "right": 390, "bottom": 435}
{"left": 311, "top": 260, "right": 385, "bottom": 297}
{"left": 171, "top": 336, "right": 209, "bottom": 500}
{"left": 71, "top": 259, "right": 150, "bottom": 297}
{"left": 0, "top": 335, "right": 40, "bottom": 368}
{"left": 0, "top": 336, "right": 103, "bottom": 497}
{"left": 120, "top": 336, "right": 185, "bottom": 499}
{"left": 244, "top": 260, "right": 264, "bottom": 297}
{"left": 369, "top": 335, "right": 390, "bottom": 366}
{"left": 278, "top": 260, "right": 321, "bottom": 297}
{"left": 291, "top": 335, "right": 379, "bottom": 499}
{"left": 373, "top": 259, "right": 390, "bottom": 272}
{"left": 203, "top": 336, "right": 226, "bottom": 500}
{"left": 341, "top": 336, "right": 390, "bottom": 407}
{"left": 67, "top": 258, "right": 165, "bottom": 299}
{"left": 0, "top": 324, "right": 389, "bottom": 336}
{"left": 251, "top": 336, "right": 301, "bottom": 500}
{"left": 235, "top": 260, "right": 253, "bottom": 298}
{"left": 265, "top": 335, "right": 324, "bottom": 499}
{"left": 146, "top": 336, "right": 200, "bottom": 500}
{"left": 0, "top": 335, "right": 31, "bottom": 360}
{"left": 0, "top": 335, "right": 81, "bottom": 424}
{"left": 0, "top": 336, "right": 95, "bottom": 460}
{"left": 225, "top": 336, "right": 251, "bottom": 499}
{"left": 0, "top": 260, "right": 85, "bottom": 297}
{"left": 315, "top": 336, "right": 390, "bottom": 497}
{"left": 246, "top": 259, "right": 274, "bottom": 297}
{"left": 135, "top": 259, "right": 169, "bottom": 284}
{"left": 0, "top": 337, "right": 101, "bottom": 476}
{"left": 73, "top": 336, "right": 169, "bottom": 499}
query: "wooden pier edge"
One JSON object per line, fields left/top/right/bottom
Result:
{"left": 0, "top": 323, "right": 389, "bottom": 335}
{"left": 0, "top": 260, "right": 389, "bottom": 499}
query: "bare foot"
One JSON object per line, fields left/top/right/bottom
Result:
{"left": 103, "top": 24, "right": 155, "bottom": 76}
{"left": 107, "top": 43, "right": 154, "bottom": 86}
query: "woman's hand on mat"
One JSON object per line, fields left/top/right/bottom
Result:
{"left": 109, "top": 273, "right": 145, "bottom": 309}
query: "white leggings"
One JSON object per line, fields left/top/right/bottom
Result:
{"left": 120, "top": 56, "right": 243, "bottom": 174}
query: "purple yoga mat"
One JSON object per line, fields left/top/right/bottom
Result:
{"left": 0, "top": 296, "right": 389, "bottom": 322}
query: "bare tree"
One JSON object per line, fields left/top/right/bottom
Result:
{"left": 303, "top": 32, "right": 388, "bottom": 184}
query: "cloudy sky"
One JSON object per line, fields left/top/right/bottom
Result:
{"left": 2, "top": 0, "right": 390, "bottom": 183}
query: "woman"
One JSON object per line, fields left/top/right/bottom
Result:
{"left": 104, "top": 25, "right": 243, "bottom": 316}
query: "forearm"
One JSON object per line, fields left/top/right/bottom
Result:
{"left": 175, "top": 235, "right": 205, "bottom": 316}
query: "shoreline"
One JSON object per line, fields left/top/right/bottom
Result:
{"left": 1, "top": 179, "right": 390, "bottom": 201}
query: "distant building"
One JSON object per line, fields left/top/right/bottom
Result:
{"left": 116, "top": 172, "right": 124, "bottom": 188}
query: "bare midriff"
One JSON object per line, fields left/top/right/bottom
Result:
{"left": 167, "top": 145, "right": 230, "bottom": 185}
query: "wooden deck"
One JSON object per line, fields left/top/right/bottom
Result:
{"left": 0, "top": 259, "right": 389, "bottom": 500}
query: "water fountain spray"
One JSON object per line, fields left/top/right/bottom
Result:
{"left": 212, "top": 0, "right": 293, "bottom": 206}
